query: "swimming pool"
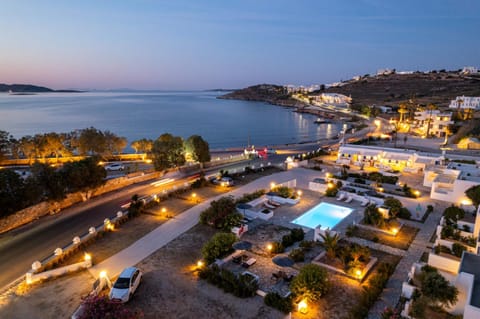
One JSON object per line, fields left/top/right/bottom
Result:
{"left": 291, "top": 202, "right": 353, "bottom": 230}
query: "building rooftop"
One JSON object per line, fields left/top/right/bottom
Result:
{"left": 459, "top": 253, "right": 480, "bottom": 308}
{"left": 433, "top": 174, "right": 457, "bottom": 184}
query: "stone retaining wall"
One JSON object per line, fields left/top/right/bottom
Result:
{"left": 0, "top": 171, "right": 162, "bottom": 234}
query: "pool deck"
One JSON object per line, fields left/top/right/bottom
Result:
{"left": 266, "top": 189, "right": 364, "bottom": 236}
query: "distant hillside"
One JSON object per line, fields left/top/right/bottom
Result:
{"left": 322, "top": 72, "right": 480, "bottom": 108}
{"left": 218, "top": 84, "right": 307, "bottom": 107}
{"left": 220, "top": 72, "right": 480, "bottom": 109}
{"left": 0, "top": 83, "right": 81, "bottom": 93}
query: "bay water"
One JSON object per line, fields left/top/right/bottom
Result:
{"left": 0, "top": 91, "right": 341, "bottom": 150}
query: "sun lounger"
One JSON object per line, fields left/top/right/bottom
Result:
{"left": 264, "top": 202, "right": 276, "bottom": 209}
{"left": 360, "top": 198, "right": 369, "bottom": 206}
{"left": 242, "top": 258, "right": 256, "bottom": 268}
{"left": 268, "top": 200, "right": 281, "bottom": 207}
{"left": 336, "top": 193, "right": 345, "bottom": 201}
{"left": 344, "top": 196, "right": 353, "bottom": 203}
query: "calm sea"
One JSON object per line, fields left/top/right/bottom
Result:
{"left": 0, "top": 91, "right": 341, "bottom": 150}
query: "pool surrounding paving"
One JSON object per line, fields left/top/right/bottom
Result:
{"left": 291, "top": 202, "right": 354, "bottom": 230}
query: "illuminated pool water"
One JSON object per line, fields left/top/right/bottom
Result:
{"left": 291, "top": 202, "right": 353, "bottom": 229}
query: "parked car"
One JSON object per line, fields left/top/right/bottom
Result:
{"left": 212, "top": 176, "right": 234, "bottom": 186}
{"left": 105, "top": 163, "right": 125, "bottom": 171}
{"left": 109, "top": 267, "right": 142, "bottom": 303}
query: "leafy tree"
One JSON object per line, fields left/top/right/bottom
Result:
{"left": 364, "top": 204, "right": 385, "bottom": 227}
{"left": 201, "top": 232, "right": 237, "bottom": 264}
{"left": 319, "top": 230, "right": 340, "bottom": 259}
{"left": 185, "top": 135, "right": 210, "bottom": 163}
{"left": 76, "top": 127, "right": 107, "bottom": 156}
{"left": 466, "top": 185, "right": 480, "bottom": 208}
{"left": 290, "top": 264, "right": 330, "bottom": 302}
{"left": 264, "top": 292, "right": 294, "bottom": 313}
{"left": 131, "top": 138, "right": 153, "bottom": 153}
{"left": 104, "top": 130, "right": 128, "bottom": 156}
{"left": 62, "top": 156, "right": 106, "bottom": 199}
{"left": 420, "top": 271, "right": 458, "bottom": 308}
{"left": 43, "top": 132, "right": 70, "bottom": 160}
{"left": 31, "top": 162, "right": 66, "bottom": 200}
{"left": 0, "top": 130, "right": 12, "bottom": 162}
{"left": 200, "top": 196, "right": 241, "bottom": 230}
{"left": 151, "top": 133, "right": 185, "bottom": 170}
{"left": 443, "top": 206, "right": 465, "bottom": 224}
{"left": 0, "top": 170, "right": 27, "bottom": 217}
{"left": 383, "top": 197, "right": 402, "bottom": 218}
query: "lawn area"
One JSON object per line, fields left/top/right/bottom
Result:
{"left": 349, "top": 224, "right": 419, "bottom": 250}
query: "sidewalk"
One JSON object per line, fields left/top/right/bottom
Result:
{"left": 89, "top": 168, "right": 321, "bottom": 279}
{"left": 367, "top": 200, "right": 447, "bottom": 318}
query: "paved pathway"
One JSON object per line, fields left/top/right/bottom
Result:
{"left": 89, "top": 168, "right": 321, "bottom": 279}
{"left": 367, "top": 201, "right": 447, "bottom": 319}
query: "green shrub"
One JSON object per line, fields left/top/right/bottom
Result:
{"left": 349, "top": 262, "right": 395, "bottom": 319}
{"left": 383, "top": 197, "right": 403, "bottom": 218}
{"left": 345, "top": 225, "right": 358, "bottom": 237}
{"left": 289, "top": 248, "right": 305, "bottom": 262}
{"left": 290, "top": 264, "right": 330, "bottom": 302}
{"left": 451, "top": 243, "right": 467, "bottom": 258}
{"left": 264, "top": 292, "right": 294, "bottom": 313}
{"left": 199, "top": 264, "right": 258, "bottom": 298}
{"left": 299, "top": 240, "right": 314, "bottom": 250}
{"left": 200, "top": 196, "right": 241, "bottom": 230}
{"left": 290, "top": 228, "right": 305, "bottom": 242}
{"left": 271, "top": 241, "right": 285, "bottom": 254}
{"left": 235, "top": 189, "right": 266, "bottom": 204}
{"left": 325, "top": 187, "right": 339, "bottom": 197}
{"left": 443, "top": 206, "right": 465, "bottom": 224}
{"left": 281, "top": 234, "right": 294, "bottom": 247}
{"left": 398, "top": 207, "right": 411, "bottom": 220}
{"left": 191, "top": 177, "right": 208, "bottom": 188}
{"left": 201, "top": 232, "right": 237, "bottom": 264}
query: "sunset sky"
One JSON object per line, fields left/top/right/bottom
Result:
{"left": 1, "top": 0, "right": 479, "bottom": 90}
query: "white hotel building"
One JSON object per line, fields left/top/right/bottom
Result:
{"left": 449, "top": 96, "right": 480, "bottom": 111}
{"left": 337, "top": 144, "right": 479, "bottom": 206}
{"left": 413, "top": 110, "right": 453, "bottom": 138}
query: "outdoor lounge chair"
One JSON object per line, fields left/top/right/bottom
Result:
{"left": 242, "top": 258, "right": 256, "bottom": 268}
{"left": 268, "top": 200, "right": 281, "bottom": 207}
{"left": 264, "top": 202, "right": 276, "bottom": 209}
{"left": 360, "top": 198, "right": 369, "bottom": 206}
{"left": 336, "top": 193, "right": 345, "bottom": 201}
{"left": 344, "top": 196, "right": 353, "bottom": 203}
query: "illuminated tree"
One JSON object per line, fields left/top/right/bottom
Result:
{"left": 185, "top": 135, "right": 210, "bottom": 163}
{"left": 151, "top": 133, "right": 185, "bottom": 170}
{"left": 290, "top": 264, "right": 330, "bottom": 302}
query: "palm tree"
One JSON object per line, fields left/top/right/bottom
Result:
{"left": 319, "top": 230, "right": 340, "bottom": 259}
{"left": 425, "top": 103, "right": 438, "bottom": 138}
{"left": 398, "top": 104, "right": 408, "bottom": 123}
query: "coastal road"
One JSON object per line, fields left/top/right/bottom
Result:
{"left": 0, "top": 174, "right": 204, "bottom": 289}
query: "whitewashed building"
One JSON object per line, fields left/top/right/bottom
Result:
{"left": 413, "top": 110, "right": 453, "bottom": 137}
{"left": 336, "top": 144, "right": 442, "bottom": 173}
{"left": 449, "top": 96, "right": 480, "bottom": 110}
{"left": 423, "top": 162, "right": 480, "bottom": 205}
{"left": 401, "top": 206, "right": 480, "bottom": 318}
{"left": 462, "top": 66, "right": 478, "bottom": 74}
{"left": 312, "top": 93, "right": 352, "bottom": 105}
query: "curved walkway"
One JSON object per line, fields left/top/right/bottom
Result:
{"left": 89, "top": 168, "right": 320, "bottom": 279}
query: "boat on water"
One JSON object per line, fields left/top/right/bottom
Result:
{"left": 314, "top": 118, "right": 332, "bottom": 124}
